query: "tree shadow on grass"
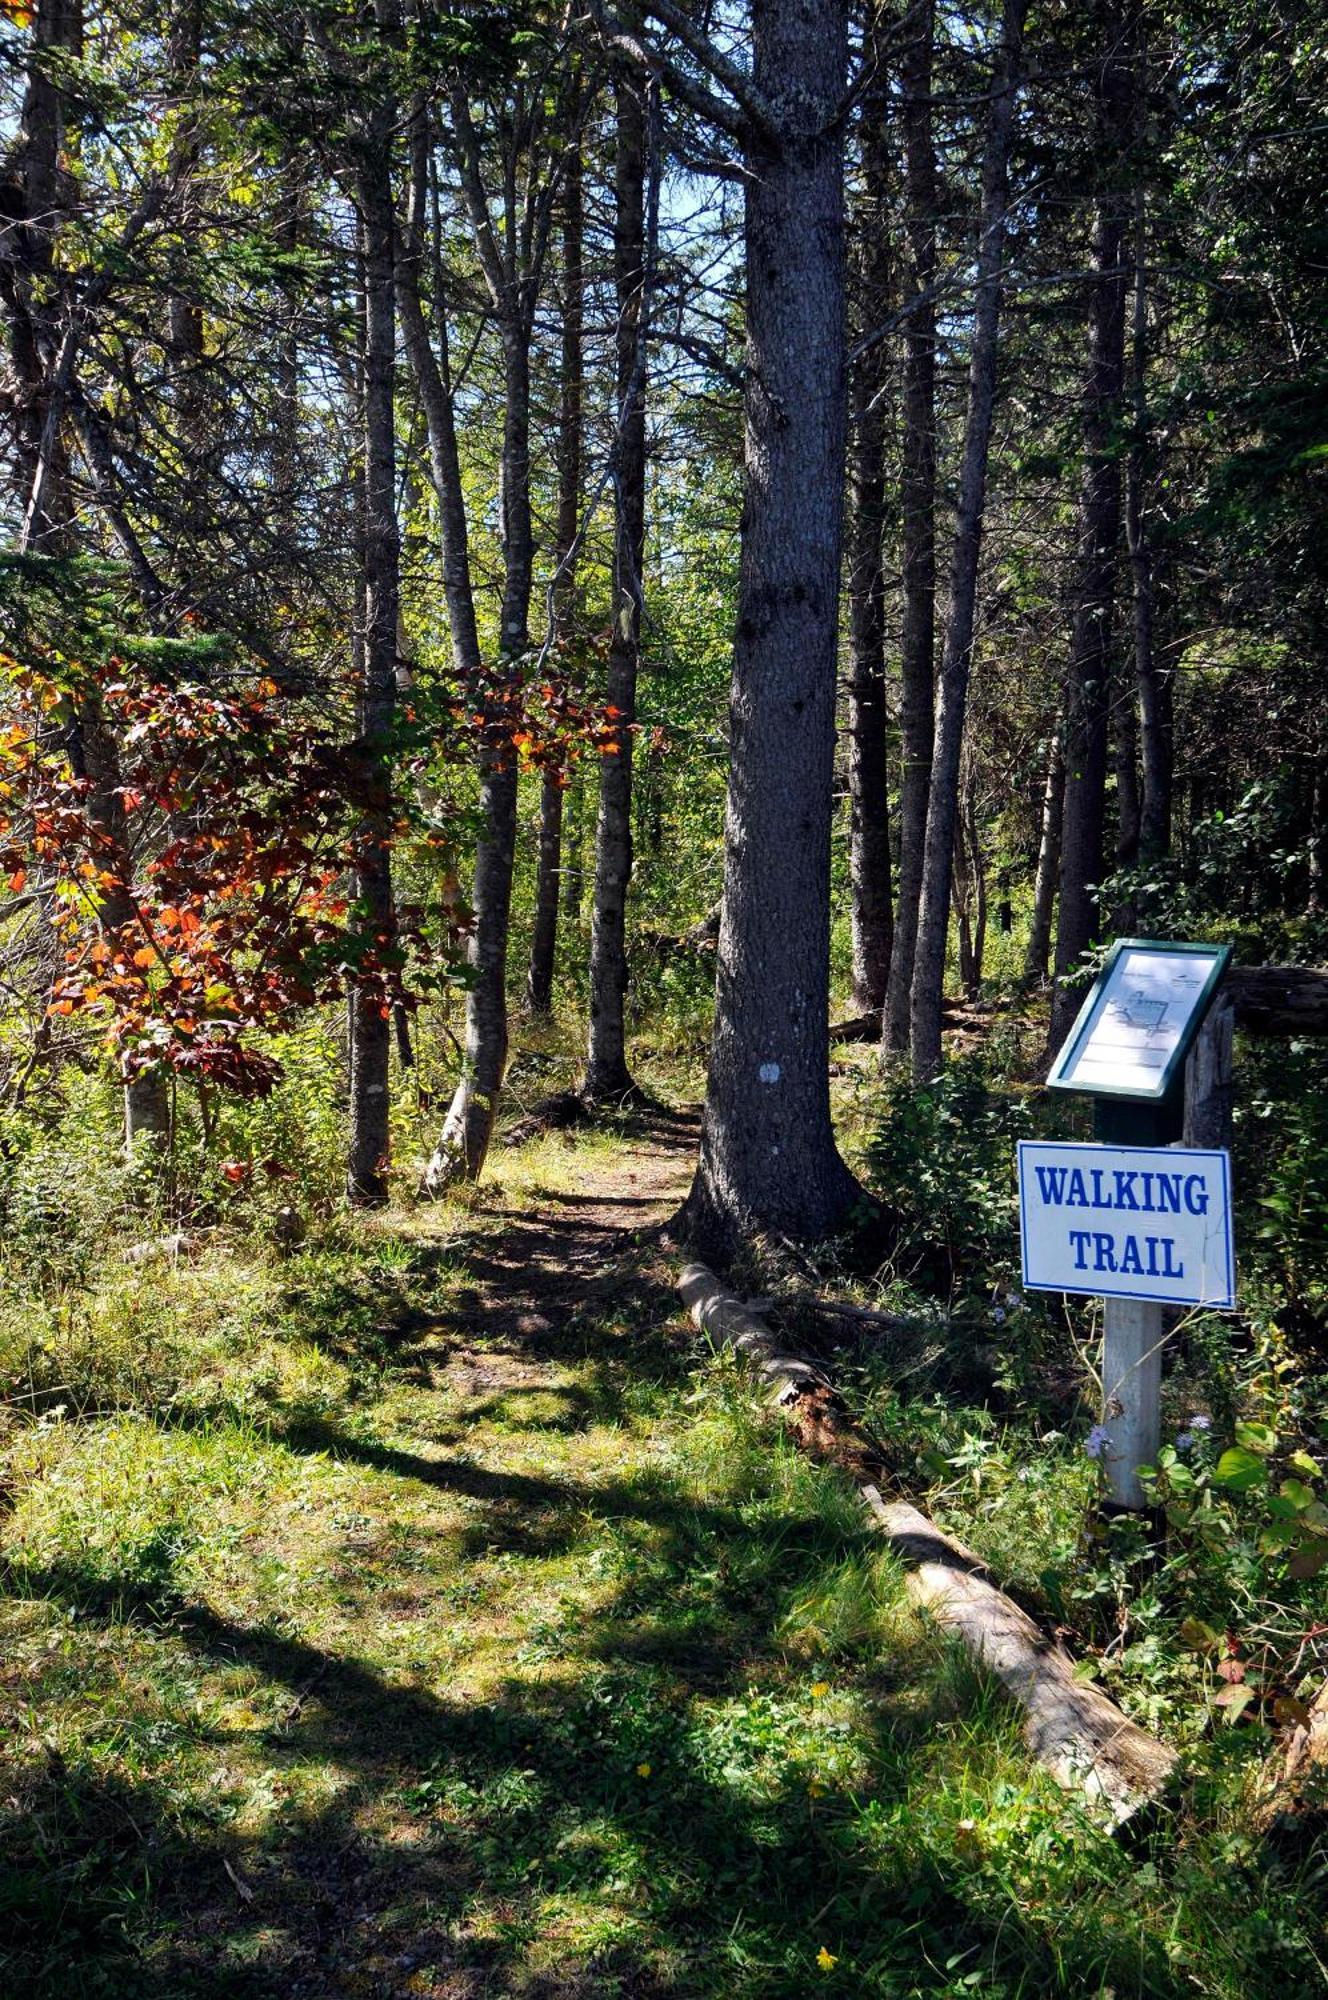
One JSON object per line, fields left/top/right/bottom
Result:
{"left": 0, "top": 1525, "right": 1209, "bottom": 2000}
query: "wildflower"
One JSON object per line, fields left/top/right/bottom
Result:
{"left": 810, "top": 1680, "right": 830, "bottom": 1699}
{"left": 1175, "top": 1432, "right": 1194, "bottom": 1453}
{"left": 816, "top": 1946, "right": 838, "bottom": 1972}
{"left": 636, "top": 1761, "right": 651, "bottom": 1779}
{"left": 1084, "top": 1423, "right": 1112, "bottom": 1461}
{"left": 991, "top": 1306, "right": 1007, "bottom": 1325}
{"left": 1188, "top": 1414, "right": 1212, "bottom": 1431}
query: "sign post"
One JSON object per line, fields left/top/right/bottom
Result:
{"left": 1018, "top": 1139, "right": 1235, "bottom": 1508}
{"left": 1030, "top": 939, "right": 1234, "bottom": 1511}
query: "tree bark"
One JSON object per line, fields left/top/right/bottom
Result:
{"left": 346, "top": 4, "right": 400, "bottom": 1207}
{"left": 682, "top": 0, "right": 861, "bottom": 1249}
{"left": 883, "top": 0, "right": 937, "bottom": 1054}
{"left": 585, "top": 78, "right": 651, "bottom": 1103}
{"left": 1051, "top": 0, "right": 1134, "bottom": 1048}
{"left": 845, "top": 4, "right": 893, "bottom": 1016}
{"left": 527, "top": 125, "right": 583, "bottom": 1016}
{"left": 909, "top": 0, "right": 1026, "bottom": 1080}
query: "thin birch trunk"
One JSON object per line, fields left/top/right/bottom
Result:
{"left": 1128, "top": 175, "right": 1171, "bottom": 863}
{"left": 909, "top": 0, "right": 1026, "bottom": 1080}
{"left": 424, "top": 84, "right": 550, "bottom": 1186}
{"left": 346, "top": 4, "right": 400, "bottom": 1205}
{"left": 845, "top": 3, "right": 893, "bottom": 1015}
{"left": 585, "top": 79, "right": 653, "bottom": 1103}
{"left": 528, "top": 126, "right": 583, "bottom": 1015}
{"left": 1023, "top": 720, "right": 1064, "bottom": 984}
{"left": 883, "top": 0, "right": 937, "bottom": 1053}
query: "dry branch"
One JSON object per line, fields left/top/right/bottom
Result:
{"left": 678, "top": 1261, "right": 1178, "bottom": 1823}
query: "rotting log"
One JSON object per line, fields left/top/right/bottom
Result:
{"left": 678, "top": 1261, "right": 1178, "bottom": 1823}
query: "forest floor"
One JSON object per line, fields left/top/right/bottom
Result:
{"left": 2, "top": 1105, "right": 1325, "bottom": 1998}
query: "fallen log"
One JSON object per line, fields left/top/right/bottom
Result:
{"left": 1226, "top": 965, "right": 1328, "bottom": 1038}
{"left": 678, "top": 1261, "right": 1178, "bottom": 1824}
{"left": 830, "top": 997, "right": 993, "bottom": 1045}
{"left": 862, "top": 1491, "right": 1177, "bottom": 1820}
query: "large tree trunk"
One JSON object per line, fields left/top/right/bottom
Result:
{"left": 883, "top": 0, "right": 937, "bottom": 1055}
{"left": 1051, "top": 0, "right": 1133, "bottom": 1049}
{"left": 527, "top": 127, "right": 583, "bottom": 1017}
{"left": 346, "top": 8, "right": 400, "bottom": 1207}
{"left": 682, "top": 0, "right": 861, "bottom": 1250}
{"left": 845, "top": 6, "right": 893, "bottom": 1016}
{"left": 395, "top": 131, "right": 482, "bottom": 681}
{"left": 585, "top": 79, "right": 651, "bottom": 1103}
{"left": 909, "top": 0, "right": 1026, "bottom": 1080}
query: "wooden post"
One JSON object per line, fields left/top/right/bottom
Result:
{"left": 1183, "top": 990, "right": 1234, "bottom": 1150}
{"left": 1101, "top": 1296, "right": 1164, "bottom": 1509}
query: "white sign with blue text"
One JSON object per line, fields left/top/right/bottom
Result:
{"left": 1017, "top": 1141, "right": 1235, "bottom": 1307}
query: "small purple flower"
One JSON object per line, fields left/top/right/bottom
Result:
{"left": 1085, "top": 1424, "right": 1112, "bottom": 1461}
{"left": 1188, "top": 1414, "right": 1212, "bottom": 1432}
{"left": 991, "top": 1306, "right": 1007, "bottom": 1325}
{"left": 1175, "top": 1431, "right": 1195, "bottom": 1453}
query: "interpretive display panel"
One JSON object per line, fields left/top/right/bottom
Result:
{"left": 1047, "top": 940, "right": 1231, "bottom": 1102}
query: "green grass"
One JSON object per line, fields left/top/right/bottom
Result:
{"left": 2, "top": 1122, "right": 1327, "bottom": 1998}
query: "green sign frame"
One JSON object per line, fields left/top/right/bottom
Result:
{"left": 1047, "top": 938, "right": 1232, "bottom": 1104}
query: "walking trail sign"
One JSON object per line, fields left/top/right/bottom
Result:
{"left": 1028, "top": 938, "right": 1236, "bottom": 1508}
{"left": 1017, "top": 1141, "right": 1235, "bottom": 1308}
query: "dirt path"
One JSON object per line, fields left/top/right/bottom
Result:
{"left": 444, "top": 1108, "right": 700, "bottom": 1349}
